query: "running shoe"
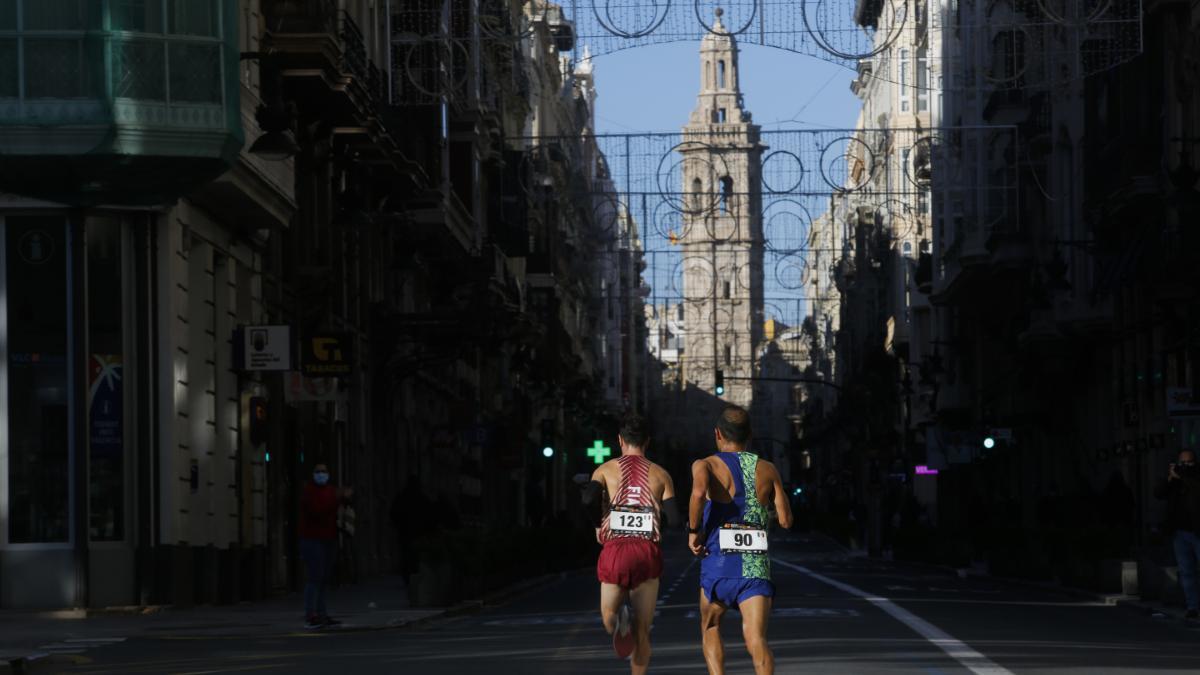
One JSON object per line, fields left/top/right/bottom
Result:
{"left": 320, "top": 615, "right": 342, "bottom": 627}
{"left": 612, "top": 604, "right": 635, "bottom": 659}
{"left": 304, "top": 615, "right": 324, "bottom": 630}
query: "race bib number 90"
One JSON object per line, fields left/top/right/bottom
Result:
{"left": 718, "top": 526, "right": 768, "bottom": 554}
{"left": 609, "top": 506, "right": 654, "bottom": 534}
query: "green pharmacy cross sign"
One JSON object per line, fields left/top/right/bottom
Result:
{"left": 587, "top": 440, "right": 612, "bottom": 464}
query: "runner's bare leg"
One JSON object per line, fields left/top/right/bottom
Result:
{"left": 628, "top": 577, "right": 659, "bottom": 675}
{"left": 600, "top": 582, "right": 628, "bottom": 634}
{"left": 739, "top": 594, "right": 774, "bottom": 675}
{"left": 699, "top": 588, "right": 727, "bottom": 675}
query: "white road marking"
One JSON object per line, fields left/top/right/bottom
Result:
{"left": 774, "top": 558, "right": 1016, "bottom": 675}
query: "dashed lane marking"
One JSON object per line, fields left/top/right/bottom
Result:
{"left": 774, "top": 558, "right": 1015, "bottom": 675}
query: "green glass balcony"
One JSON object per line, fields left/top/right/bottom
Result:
{"left": 0, "top": 0, "right": 243, "bottom": 205}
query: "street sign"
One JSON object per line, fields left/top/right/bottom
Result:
{"left": 587, "top": 440, "right": 612, "bottom": 464}
{"left": 301, "top": 332, "right": 353, "bottom": 376}
{"left": 241, "top": 325, "right": 291, "bottom": 371}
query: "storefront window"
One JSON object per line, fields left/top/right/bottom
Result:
{"left": 6, "top": 217, "right": 69, "bottom": 543}
{"left": 88, "top": 218, "right": 124, "bottom": 541}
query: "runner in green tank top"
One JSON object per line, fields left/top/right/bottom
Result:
{"left": 688, "top": 405, "right": 793, "bottom": 675}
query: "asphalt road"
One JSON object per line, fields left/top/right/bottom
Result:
{"left": 56, "top": 534, "right": 1200, "bottom": 674}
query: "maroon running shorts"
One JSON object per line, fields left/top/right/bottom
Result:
{"left": 597, "top": 538, "right": 663, "bottom": 590}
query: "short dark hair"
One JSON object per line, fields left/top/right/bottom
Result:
{"left": 716, "top": 405, "right": 751, "bottom": 444}
{"left": 619, "top": 413, "right": 650, "bottom": 447}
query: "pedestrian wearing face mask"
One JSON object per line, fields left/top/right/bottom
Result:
{"left": 300, "top": 461, "right": 351, "bottom": 628}
{"left": 1156, "top": 449, "right": 1200, "bottom": 619}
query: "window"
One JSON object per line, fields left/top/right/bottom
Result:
{"left": 6, "top": 217, "right": 70, "bottom": 543}
{"left": 719, "top": 176, "right": 733, "bottom": 213}
{"left": 0, "top": 38, "right": 17, "bottom": 98}
{"left": 717, "top": 59, "right": 726, "bottom": 88}
{"left": 899, "top": 48, "right": 910, "bottom": 112}
{"left": 6, "top": 0, "right": 98, "bottom": 99}
{"left": 111, "top": 0, "right": 163, "bottom": 32}
{"left": 724, "top": 345, "right": 732, "bottom": 366}
{"left": 717, "top": 108, "right": 727, "bottom": 123}
{"left": 691, "top": 177, "right": 703, "bottom": 211}
{"left": 0, "top": 0, "right": 14, "bottom": 29}
{"left": 88, "top": 218, "right": 125, "bottom": 541}
{"left": 723, "top": 280, "right": 731, "bottom": 299}
{"left": 917, "top": 46, "right": 929, "bottom": 112}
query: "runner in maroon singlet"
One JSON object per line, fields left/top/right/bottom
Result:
{"left": 581, "top": 414, "right": 680, "bottom": 674}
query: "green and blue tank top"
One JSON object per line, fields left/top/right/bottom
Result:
{"left": 701, "top": 452, "right": 770, "bottom": 581}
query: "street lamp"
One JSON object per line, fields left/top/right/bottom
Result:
{"left": 241, "top": 52, "right": 299, "bottom": 161}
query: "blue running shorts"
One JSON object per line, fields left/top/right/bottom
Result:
{"left": 700, "top": 577, "right": 775, "bottom": 608}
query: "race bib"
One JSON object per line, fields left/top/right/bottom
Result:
{"left": 609, "top": 506, "right": 654, "bottom": 534}
{"left": 718, "top": 525, "right": 768, "bottom": 554}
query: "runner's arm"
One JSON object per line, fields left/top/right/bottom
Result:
{"left": 660, "top": 470, "right": 680, "bottom": 527}
{"left": 581, "top": 466, "right": 607, "bottom": 528}
{"left": 768, "top": 463, "right": 794, "bottom": 530}
{"left": 688, "top": 461, "right": 709, "bottom": 556}
{"left": 688, "top": 461, "right": 709, "bottom": 528}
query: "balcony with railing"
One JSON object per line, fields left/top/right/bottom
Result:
{"left": 0, "top": 0, "right": 242, "bottom": 203}
{"left": 262, "top": 1, "right": 390, "bottom": 135}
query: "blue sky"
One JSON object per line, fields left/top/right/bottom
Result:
{"left": 587, "top": 42, "right": 862, "bottom": 135}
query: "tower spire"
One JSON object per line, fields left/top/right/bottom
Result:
{"left": 689, "top": 8, "right": 751, "bottom": 126}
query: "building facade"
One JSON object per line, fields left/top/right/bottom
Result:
{"left": 0, "top": 0, "right": 638, "bottom": 609}
{"left": 811, "top": 0, "right": 1200, "bottom": 583}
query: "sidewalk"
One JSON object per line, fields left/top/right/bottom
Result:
{"left": 0, "top": 572, "right": 558, "bottom": 674}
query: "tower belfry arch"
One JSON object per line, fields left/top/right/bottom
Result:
{"left": 677, "top": 9, "right": 765, "bottom": 409}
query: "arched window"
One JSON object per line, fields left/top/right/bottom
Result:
{"left": 719, "top": 176, "right": 733, "bottom": 213}
{"left": 691, "top": 177, "right": 703, "bottom": 210}
{"left": 718, "top": 60, "right": 727, "bottom": 88}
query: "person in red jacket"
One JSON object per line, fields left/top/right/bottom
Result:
{"left": 300, "top": 461, "right": 351, "bottom": 628}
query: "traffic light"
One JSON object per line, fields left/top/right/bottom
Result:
{"left": 715, "top": 369, "right": 725, "bottom": 396}
{"left": 982, "top": 435, "right": 996, "bottom": 450}
{"left": 249, "top": 396, "right": 268, "bottom": 446}
{"left": 540, "top": 418, "right": 555, "bottom": 459}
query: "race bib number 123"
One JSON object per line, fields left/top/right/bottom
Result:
{"left": 609, "top": 507, "right": 654, "bottom": 534}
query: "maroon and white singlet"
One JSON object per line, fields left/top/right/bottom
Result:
{"left": 597, "top": 455, "right": 663, "bottom": 589}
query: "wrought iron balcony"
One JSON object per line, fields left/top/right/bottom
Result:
{"left": 262, "top": 1, "right": 387, "bottom": 120}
